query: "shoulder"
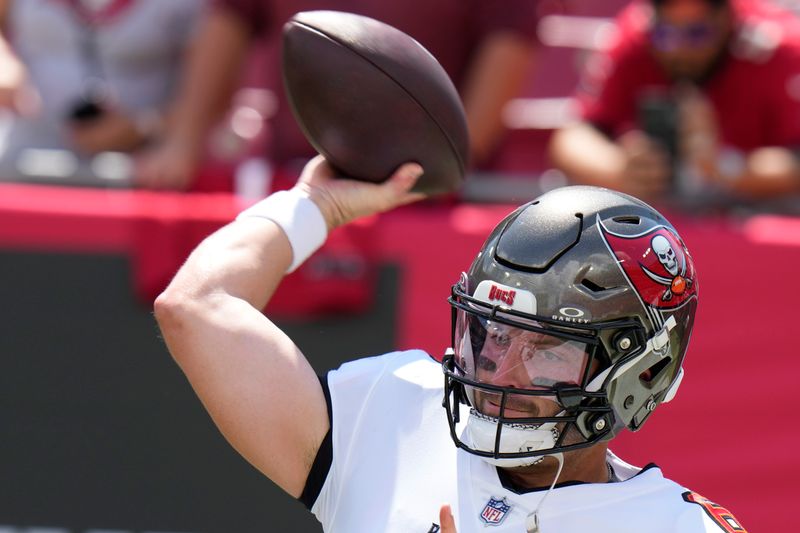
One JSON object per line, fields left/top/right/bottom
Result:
{"left": 582, "top": 2, "right": 655, "bottom": 86}
{"left": 574, "top": 4, "right": 656, "bottom": 116}
{"left": 324, "top": 350, "right": 444, "bottom": 450}
{"left": 638, "top": 476, "right": 746, "bottom": 532}
{"left": 608, "top": 1, "right": 653, "bottom": 56}
{"left": 312, "top": 351, "right": 449, "bottom": 524}
{"left": 674, "top": 490, "right": 749, "bottom": 532}
{"left": 636, "top": 473, "right": 747, "bottom": 532}
{"left": 604, "top": 452, "right": 748, "bottom": 532}
{"left": 330, "top": 349, "right": 438, "bottom": 377}
{"left": 728, "top": 4, "right": 800, "bottom": 67}
{"left": 327, "top": 350, "right": 441, "bottom": 398}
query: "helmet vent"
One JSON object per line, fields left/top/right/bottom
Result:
{"left": 613, "top": 215, "right": 641, "bottom": 225}
{"left": 580, "top": 278, "right": 608, "bottom": 293}
{"left": 641, "top": 356, "right": 673, "bottom": 384}
{"left": 494, "top": 203, "right": 582, "bottom": 271}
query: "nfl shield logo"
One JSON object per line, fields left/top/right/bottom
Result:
{"left": 480, "top": 497, "right": 512, "bottom": 525}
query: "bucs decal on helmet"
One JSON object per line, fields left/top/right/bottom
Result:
{"left": 487, "top": 284, "right": 516, "bottom": 306}
{"left": 599, "top": 218, "right": 697, "bottom": 309}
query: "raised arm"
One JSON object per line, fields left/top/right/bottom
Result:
{"left": 154, "top": 158, "right": 423, "bottom": 497}
{"left": 549, "top": 122, "right": 671, "bottom": 201}
{"left": 460, "top": 31, "right": 534, "bottom": 166}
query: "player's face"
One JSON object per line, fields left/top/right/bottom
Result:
{"left": 455, "top": 316, "right": 590, "bottom": 419}
{"left": 650, "top": 0, "right": 733, "bottom": 81}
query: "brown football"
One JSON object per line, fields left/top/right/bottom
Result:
{"left": 281, "top": 10, "right": 469, "bottom": 195}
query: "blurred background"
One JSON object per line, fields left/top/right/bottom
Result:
{"left": 1, "top": 0, "right": 798, "bottom": 531}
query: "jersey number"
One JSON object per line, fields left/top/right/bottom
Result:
{"left": 682, "top": 491, "right": 748, "bottom": 533}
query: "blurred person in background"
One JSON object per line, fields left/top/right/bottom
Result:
{"left": 135, "top": 0, "right": 542, "bottom": 191}
{"left": 548, "top": 0, "right": 800, "bottom": 204}
{"left": 0, "top": 0, "right": 205, "bottom": 185}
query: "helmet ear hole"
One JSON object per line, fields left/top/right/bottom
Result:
{"left": 640, "top": 357, "right": 672, "bottom": 384}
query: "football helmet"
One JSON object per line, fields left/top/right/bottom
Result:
{"left": 442, "top": 186, "right": 698, "bottom": 467}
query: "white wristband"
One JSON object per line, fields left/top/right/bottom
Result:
{"left": 236, "top": 189, "right": 328, "bottom": 272}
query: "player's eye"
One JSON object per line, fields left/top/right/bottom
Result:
{"left": 477, "top": 354, "right": 497, "bottom": 372}
{"left": 490, "top": 332, "right": 510, "bottom": 347}
{"left": 541, "top": 350, "right": 563, "bottom": 362}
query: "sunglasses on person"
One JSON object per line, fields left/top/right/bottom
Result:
{"left": 650, "top": 20, "right": 718, "bottom": 51}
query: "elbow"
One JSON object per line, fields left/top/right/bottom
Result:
{"left": 153, "top": 287, "right": 191, "bottom": 338}
{"left": 153, "top": 287, "right": 200, "bottom": 366}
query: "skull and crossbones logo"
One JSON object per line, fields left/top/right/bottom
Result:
{"left": 641, "top": 235, "right": 693, "bottom": 301}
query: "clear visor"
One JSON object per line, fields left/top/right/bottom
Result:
{"left": 454, "top": 309, "right": 591, "bottom": 392}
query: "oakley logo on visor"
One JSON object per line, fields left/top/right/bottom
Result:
{"left": 553, "top": 306, "right": 590, "bottom": 324}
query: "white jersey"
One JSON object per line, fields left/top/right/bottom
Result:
{"left": 307, "top": 350, "right": 745, "bottom": 533}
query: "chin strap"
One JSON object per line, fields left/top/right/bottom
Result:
{"left": 525, "top": 452, "right": 564, "bottom": 533}
{"left": 465, "top": 409, "right": 561, "bottom": 468}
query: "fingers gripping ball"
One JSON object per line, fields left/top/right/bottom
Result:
{"left": 282, "top": 10, "right": 470, "bottom": 195}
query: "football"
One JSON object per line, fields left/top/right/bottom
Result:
{"left": 281, "top": 10, "right": 470, "bottom": 195}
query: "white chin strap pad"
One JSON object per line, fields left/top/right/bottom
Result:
{"left": 465, "top": 409, "right": 559, "bottom": 468}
